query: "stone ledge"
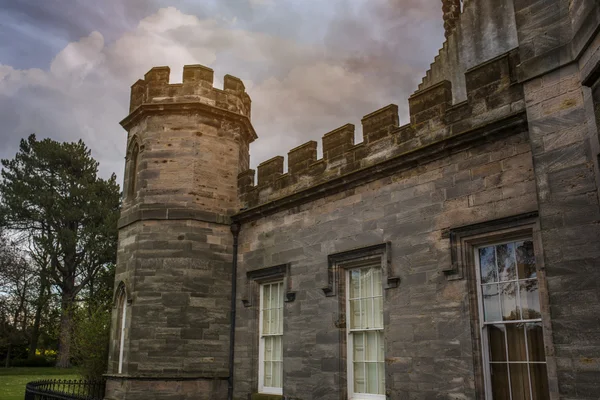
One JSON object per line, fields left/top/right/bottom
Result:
{"left": 120, "top": 101, "right": 257, "bottom": 141}
{"left": 250, "top": 393, "right": 283, "bottom": 400}
{"left": 104, "top": 374, "right": 229, "bottom": 381}
{"left": 118, "top": 207, "right": 231, "bottom": 229}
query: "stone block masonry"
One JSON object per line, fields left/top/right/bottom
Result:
{"left": 105, "top": 65, "right": 256, "bottom": 400}
{"left": 234, "top": 128, "right": 538, "bottom": 400}
{"left": 107, "top": 0, "right": 600, "bottom": 399}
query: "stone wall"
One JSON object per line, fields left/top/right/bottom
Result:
{"left": 234, "top": 126, "right": 537, "bottom": 400}
{"left": 106, "top": 1, "right": 600, "bottom": 398}
{"left": 105, "top": 66, "right": 255, "bottom": 400}
{"left": 515, "top": 1, "right": 600, "bottom": 398}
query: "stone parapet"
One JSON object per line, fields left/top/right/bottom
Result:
{"left": 238, "top": 50, "right": 525, "bottom": 215}
{"left": 128, "top": 65, "right": 251, "bottom": 119}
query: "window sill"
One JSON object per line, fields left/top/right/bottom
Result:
{"left": 251, "top": 393, "right": 283, "bottom": 400}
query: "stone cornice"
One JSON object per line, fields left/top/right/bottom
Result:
{"left": 118, "top": 206, "right": 231, "bottom": 229}
{"left": 120, "top": 101, "right": 257, "bottom": 141}
{"left": 233, "top": 111, "right": 528, "bottom": 224}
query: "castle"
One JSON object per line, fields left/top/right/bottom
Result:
{"left": 104, "top": 0, "right": 600, "bottom": 399}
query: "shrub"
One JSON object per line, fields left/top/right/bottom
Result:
{"left": 11, "top": 355, "right": 55, "bottom": 367}
{"left": 71, "top": 306, "right": 111, "bottom": 380}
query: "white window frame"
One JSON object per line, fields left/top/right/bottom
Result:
{"left": 117, "top": 288, "right": 127, "bottom": 374}
{"left": 474, "top": 237, "right": 548, "bottom": 399}
{"left": 258, "top": 280, "right": 284, "bottom": 395}
{"left": 345, "top": 263, "right": 385, "bottom": 400}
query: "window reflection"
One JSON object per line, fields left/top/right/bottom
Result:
{"left": 477, "top": 239, "right": 548, "bottom": 399}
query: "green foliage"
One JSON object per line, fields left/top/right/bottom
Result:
{"left": 71, "top": 305, "right": 111, "bottom": 380}
{"left": 10, "top": 355, "right": 55, "bottom": 368}
{"left": 0, "top": 134, "right": 121, "bottom": 367}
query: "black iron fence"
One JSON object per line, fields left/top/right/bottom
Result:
{"left": 24, "top": 379, "right": 105, "bottom": 400}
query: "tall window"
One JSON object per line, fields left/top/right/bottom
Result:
{"left": 127, "top": 142, "right": 139, "bottom": 200}
{"left": 346, "top": 264, "right": 385, "bottom": 399}
{"left": 259, "top": 281, "right": 284, "bottom": 394}
{"left": 116, "top": 286, "right": 127, "bottom": 374}
{"left": 475, "top": 239, "right": 549, "bottom": 399}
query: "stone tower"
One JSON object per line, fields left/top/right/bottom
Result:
{"left": 105, "top": 65, "right": 256, "bottom": 400}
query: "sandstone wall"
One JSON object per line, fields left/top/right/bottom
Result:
{"left": 234, "top": 128, "right": 537, "bottom": 400}
{"left": 106, "top": 65, "right": 255, "bottom": 400}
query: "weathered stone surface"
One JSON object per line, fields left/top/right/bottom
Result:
{"left": 109, "top": 2, "right": 600, "bottom": 400}
{"left": 107, "top": 65, "right": 255, "bottom": 400}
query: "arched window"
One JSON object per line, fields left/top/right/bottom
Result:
{"left": 127, "top": 142, "right": 139, "bottom": 200}
{"left": 115, "top": 285, "right": 128, "bottom": 374}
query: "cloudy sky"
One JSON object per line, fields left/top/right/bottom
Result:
{"left": 0, "top": 0, "right": 444, "bottom": 184}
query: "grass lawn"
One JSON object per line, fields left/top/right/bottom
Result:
{"left": 0, "top": 367, "right": 80, "bottom": 400}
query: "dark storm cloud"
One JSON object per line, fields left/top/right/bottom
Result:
{"left": 323, "top": 0, "right": 445, "bottom": 121}
{"left": 0, "top": 0, "right": 159, "bottom": 68}
{"left": 0, "top": 1, "right": 446, "bottom": 183}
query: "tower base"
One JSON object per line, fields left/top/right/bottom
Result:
{"left": 104, "top": 376, "right": 228, "bottom": 400}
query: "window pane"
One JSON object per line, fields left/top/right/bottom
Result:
{"left": 520, "top": 280, "right": 541, "bottom": 319}
{"left": 496, "top": 243, "right": 516, "bottom": 282}
{"left": 366, "top": 363, "right": 378, "bottom": 394}
{"left": 373, "top": 297, "right": 383, "bottom": 329}
{"left": 378, "top": 332, "right": 384, "bottom": 361}
{"left": 500, "top": 282, "right": 519, "bottom": 321}
{"left": 263, "top": 285, "right": 270, "bottom": 309}
{"left": 350, "top": 269, "right": 361, "bottom": 299}
{"left": 264, "top": 337, "right": 273, "bottom": 361}
{"left": 273, "top": 304, "right": 279, "bottom": 336}
{"left": 482, "top": 284, "right": 501, "bottom": 322}
{"left": 509, "top": 363, "right": 530, "bottom": 400}
{"left": 354, "top": 362, "right": 365, "bottom": 393}
{"left": 277, "top": 282, "right": 283, "bottom": 307}
{"left": 273, "top": 336, "right": 282, "bottom": 361}
{"left": 490, "top": 363, "right": 510, "bottom": 400}
{"left": 378, "top": 363, "right": 385, "bottom": 395}
{"left": 373, "top": 268, "right": 382, "bottom": 296}
{"left": 506, "top": 323, "right": 527, "bottom": 361}
{"left": 516, "top": 240, "right": 536, "bottom": 279}
{"left": 270, "top": 308, "right": 278, "bottom": 334}
{"left": 353, "top": 332, "right": 364, "bottom": 362}
{"left": 350, "top": 299, "right": 362, "bottom": 329}
{"left": 365, "top": 331, "right": 378, "bottom": 361}
{"left": 361, "top": 268, "right": 372, "bottom": 298}
{"left": 278, "top": 306, "right": 283, "bottom": 334}
{"left": 530, "top": 364, "right": 549, "bottom": 400}
{"left": 264, "top": 361, "right": 272, "bottom": 387}
{"left": 488, "top": 324, "right": 507, "bottom": 362}
{"left": 273, "top": 361, "right": 282, "bottom": 388}
{"left": 526, "top": 323, "right": 545, "bottom": 362}
{"left": 363, "top": 298, "right": 373, "bottom": 328}
{"left": 263, "top": 309, "right": 271, "bottom": 335}
{"left": 269, "top": 285, "right": 277, "bottom": 310}
{"left": 479, "top": 246, "right": 497, "bottom": 283}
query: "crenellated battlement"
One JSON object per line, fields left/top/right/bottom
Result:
{"left": 127, "top": 64, "right": 252, "bottom": 119}
{"left": 237, "top": 49, "right": 525, "bottom": 212}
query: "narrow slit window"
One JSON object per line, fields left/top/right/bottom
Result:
{"left": 116, "top": 286, "right": 127, "bottom": 374}
{"left": 127, "top": 143, "right": 139, "bottom": 199}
